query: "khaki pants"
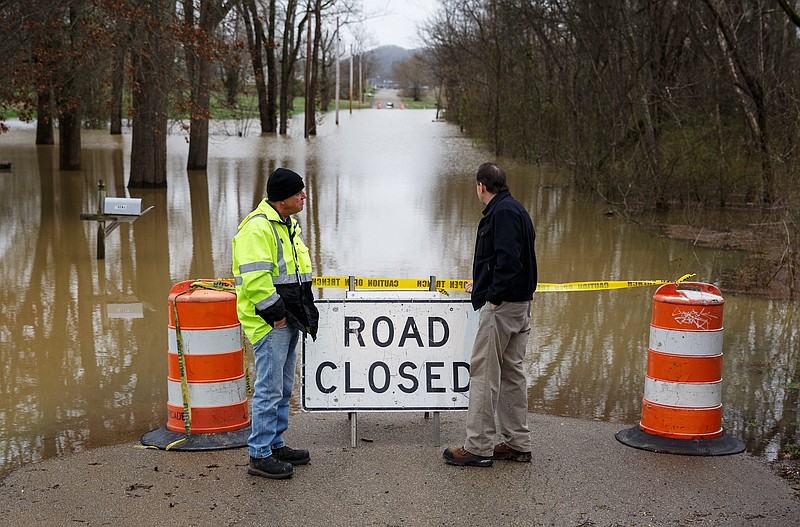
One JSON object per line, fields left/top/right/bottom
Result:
{"left": 464, "top": 300, "right": 532, "bottom": 457}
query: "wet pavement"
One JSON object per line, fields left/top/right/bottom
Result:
{"left": 1, "top": 411, "right": 798, "bottom": 526}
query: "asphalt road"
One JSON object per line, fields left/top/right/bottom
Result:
{"left": 1, "top": 412, "right": 798, "bottom": 526}
{"left": 372, "top": 87, "right": 403, "bottom": 109}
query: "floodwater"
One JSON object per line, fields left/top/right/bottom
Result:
{"left": 0, "top": 104, "right": 798, "bottom": 477}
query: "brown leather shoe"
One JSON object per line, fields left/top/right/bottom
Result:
{"left": 443, "top": 446, "right": 493, "bottom": 467}
{"left": 493, "top": 442, "right": 532, "bottom": 462}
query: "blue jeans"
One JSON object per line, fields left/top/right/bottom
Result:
{"left": 248, "top": 326, "right": 299, "bottom": 458}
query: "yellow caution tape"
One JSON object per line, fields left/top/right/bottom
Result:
{"left": 190, "top": 278, "right": 236, "bottom": 293}
{"left": 311, "top": 274, "right": 696, "bottom": 292}
{"left": 311, "top": 276, "right": 456, "bottom": 290}
{"left": 165, "top": 436, "right": 188, "bottom": 450}
{"left": 190, "top": 278, "right": 252, "bottom": 392}
{"left": 171, "top": 288, "right": 193, "bottom": 439}
{"left": 169, "top": 279, "right": 239, "bottom": 447}
{"left": 537, "top": 280, "right": 665, "bottom": 292}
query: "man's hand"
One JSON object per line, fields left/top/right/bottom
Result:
{"left": 274, "top": 317, "right": 288, "bottom": 328}
{"left": 465, "top": 282, "right": 473, "bottom": 293}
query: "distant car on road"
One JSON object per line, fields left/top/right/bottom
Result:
{"left": 386, "top": 102, "right": 394, "bottom": 108}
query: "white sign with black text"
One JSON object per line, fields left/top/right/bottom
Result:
{"left": 302, "top": 298, "right": 478, "bottom": 411}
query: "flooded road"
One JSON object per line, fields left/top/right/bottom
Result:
{"left": 0, "top": 107, "right": 797, "bottom": 476}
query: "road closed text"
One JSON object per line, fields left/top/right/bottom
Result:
{"left": 314, "top": 360, "right": 470, "bottom": 395}
{"left": 303, "top": 300, "right": 477, "bottom": 411}
{"left": 344, "top": 315, "right": 450, "bottom": 348}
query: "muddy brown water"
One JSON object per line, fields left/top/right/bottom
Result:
{"left": 0, "top": 107, "right": 797, "bottom": 476}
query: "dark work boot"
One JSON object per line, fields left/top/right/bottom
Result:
{"left": 442, "top": 446, "right": 493, "bottom": 467}
{"left": 248, "top": 456, "right": 293, "bottom": 479}
{"left": 272, "top": 446, "right": 311, "bottom": 466}
{"left": 493, "top": 442, "right": 532, "bottom": 462}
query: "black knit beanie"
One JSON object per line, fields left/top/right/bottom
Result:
{"left": 267, "top": 168, "right": 305, "bottom": 201}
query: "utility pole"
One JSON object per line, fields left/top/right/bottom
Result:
{"left": 304, "top": 7, "right": 312, "bottom": 138}
{"left": 335, "top": 17, "right": 340, "bottom": 125}
{"left": 349, "top": 45, "right": 353, "bottom": 114}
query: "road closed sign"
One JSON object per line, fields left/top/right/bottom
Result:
{"left": 302, "top": 298, "right": 478, "bottom": 411}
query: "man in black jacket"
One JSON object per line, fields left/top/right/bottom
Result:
{"left": 444, "top": 162, "right": 538, "bottom": 467}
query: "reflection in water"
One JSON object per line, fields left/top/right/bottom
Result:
{"left": 0, "top": 110, "right": 797, "bottom": 476}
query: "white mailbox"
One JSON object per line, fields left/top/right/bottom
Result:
{"left": 104, "top": 197, "right": 143, "bottom": 216}
{"left": 81, "top": 179, "right": 153, "bottom": 259}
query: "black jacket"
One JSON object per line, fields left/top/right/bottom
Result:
{"left": 471, "top": 191, "right": 537, "bottom": 310}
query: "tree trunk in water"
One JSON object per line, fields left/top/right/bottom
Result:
{"left": 128, "top": 0, "right": 172, "bottom": 188}
{"left": 185, "top": 0, "right": 234, "bottom": 170}
{"left": 55, "top": 3, "right": 82, "bottom": 168}
{"left": 187, "top": 58, "right": 211, "bottom": 170}
{"left": 319, "top": 42, "right": 331, "bottom": 112}
{"left": 110, "top": 47, "right": 125, "bottom": 135}
{"left": 266, "top": 0, "right": 277, "bottom": 133}
{"left": 280, "top": 0, "right": 300, "bottom": 135}
{"left": 35, "top": 90, "right": 54, "bottom": 145}
{"left": 304, "top": 8, "right": 312, "bottom": 138}
{"left": 307, "top": 0, "right": 321, "bottom": 136}
{"left": 279, "top": 65, "right": 292, "bottom": 135}
{"left": 58, "top": 108, "right": 82, "bottom": 170}
{"left": 129, "top": 52, "right": 168, "bottom": 188}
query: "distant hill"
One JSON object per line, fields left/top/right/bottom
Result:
{"left": 365, "top": 45, "right": 422, "bottom": 85}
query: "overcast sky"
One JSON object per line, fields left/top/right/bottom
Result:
{"left": 357, "top": 0, "right": 439, "bottom": 49}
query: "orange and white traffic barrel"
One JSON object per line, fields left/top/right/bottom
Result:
{"left": 141, "top": 279, "right": 251, "bottom": 451}
{"left": 616, "top": 282, "right": 744, "bottom": 456}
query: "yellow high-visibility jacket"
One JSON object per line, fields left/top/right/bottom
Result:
{"left": 232, "top": 199, "right": 315, "bottom": 344}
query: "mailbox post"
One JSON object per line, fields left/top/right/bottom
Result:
{"left": 80, "top": 179, "right": 153, "bottom": 259}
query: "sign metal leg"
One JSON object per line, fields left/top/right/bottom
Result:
{"left": 350, "top": 412, "right": 358, "bottom": 447}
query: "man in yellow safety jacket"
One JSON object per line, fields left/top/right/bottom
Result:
{"left": 232, "top": 167, "right": 319, "bottom": 480}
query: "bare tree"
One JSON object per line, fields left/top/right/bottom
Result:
{"left": 240, "top": 0, "right": 277, "bottom": 133}
{"left": 702, "top": 0, "right": 775, "bottom": 204}
{"left": 394, "top": 51, "right": 432, "bottom": 102}
{"left": 51, "top": 1, "right": 111, "bottom": 169}
{"left": 128, "top": 0, "right": 175, "bottom": 187}
{"left": 279, "top": 0, "right": 307, "bottom": 134}
{"left": 776, "top": 0, "right": 800, "bottom": 27}
{"left": 182, "top": 0, "right": 236, "bottom": 171}
{"left": 425, "top": 0, "right": 799, "bottom": 214}
{"left": 305, "top": 0, "right": 321, "bottom": 137}
{"left": 2, "top": 1, "right": 110, "bottom": 168}
{"left": 109, "top": 44, "right": 127, "bottom": 135}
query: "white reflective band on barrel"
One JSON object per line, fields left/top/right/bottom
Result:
{"left": 649, "top": 326, "right": 723, "bottom": 356}
{"left": 168, "top": 377, "right": 247, "bottom": 407}
{"left": 673, "top": 290, "right": 723, "bottom": 303}
{"left": 168, "top": 326, "right": 242, "bottom": 355}
{"left": 644, "top": 377, "right": 722, "bottom": 408}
